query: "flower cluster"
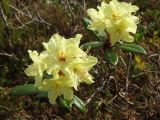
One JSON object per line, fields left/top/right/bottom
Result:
{"left": 25, "top": 34, "right": 98, "bottom": 104}
{"left": 87, "top": 0, "right": 139, "bottom": 45}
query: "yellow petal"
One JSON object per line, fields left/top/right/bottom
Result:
{"left": 28, "top": 50, "right": 39, "bottom": 62}
{"left": 87, "top": 8, "right": 101, "bottom": 21}
{"left": 88, "top": 21, "right": 106, "bottom": 34}
{"left": 63, "top": 87, "right": 73, "bottom": 100}
{"left": 48, "top": 90, "right": 59, "bottom": 105}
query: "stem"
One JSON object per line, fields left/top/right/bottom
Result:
{"left": 126, "top": 53, "right": 132, "bottom": 94}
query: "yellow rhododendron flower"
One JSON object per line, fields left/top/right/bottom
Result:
{"left": 42, "top": 34, "right": 97, "bottom": 90}
{"left": 67, "top": 56, "right": 98, "bottom": 90}
{"left": 39, "top": 76, "right": 74, "bottom": 104}
{"left": 42, "top": 33, "right": 86, "bottom": 75}
{"left": 25, "top": 50, "right": 47, "bottom": 86}
{"left": 87, "top": 0, "right": 139, "bottom": 45}
{"left": 25, "top": 33, "right": 98, "bottom": 105}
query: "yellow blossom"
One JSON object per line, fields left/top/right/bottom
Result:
{"left": 87, "top": 0, "right": 139, "bottom": 45}
{"left": 39, "top": 76, "right": 73, "bottom": 105}
{"left": 42, "top": 33, "right": 86, "bottom": 75}
{"left": 24, "top": 50, "right": 47, "bottom": 86}
{"left": 67, "top": 56, "right": 98, "bottom": 90}
{"left": 25, "top": 33, "right": 98, "bottom": 105}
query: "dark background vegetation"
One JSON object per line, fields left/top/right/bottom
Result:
{"left": 0, "top": 0, "right": 160, "bottom": 119}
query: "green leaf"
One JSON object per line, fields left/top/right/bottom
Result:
{"left": 82, "top": 18, "right": 102, "bottom": 41}
{"left": 115, "top": 43, "right": 146, "bottom": 54}
{"left": 59, "top": 97, "right": 71, "bottom": 112}
{"left": 72, "top": 95, "right": 85, "bottom": 113}
{"left": 81, "top": 41, "right": 104, "bottom": 49}
{"left": 134, "top": 33, "right": 143, "bottom": 43}
{"left": 8, "top": 84, "right": 39, "bottom": 96}
{"left": 104, "top": 49, "right": 119, "bottom": 65}
{"left": 36, "top": 92, "right": 48, "bottom": 98}
{"left": 82, "top": 18, "right": 91, "bottom": 28}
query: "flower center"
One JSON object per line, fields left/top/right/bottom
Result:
{"left": 111, "top": 13, "right": 120, "bottom": 21}
{"left": 58, "top": 70, "right": 65, "bottom": 77}
{"left": 116, "top": 28, "right": 121, "bottom": 34}
{"left": 58, "top": 52, "right": 66, "bottom": 62}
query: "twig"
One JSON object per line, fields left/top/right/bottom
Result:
{"left": 17, "top": 20, "right": 34, "bottom": 29}
{"left": 8, "top": 4, "right": 51, "bottom": 26}
{"left": 119, "top": 56, "right": 127, "bottom": 68}
{"left": 83, "top": 0, "right": 86, "bottom": 11}
{"left": 0, "top": 5, "right": 9, "bottom": 28}
{"left": 66, "top": 0, "right": 75, "bottom": 22}
{"left": 126, "top": 53, "right": 132, "bottom": 93}
{"left": 37, "top": 12, "right": 51, "bottom": 26}
{"left": 132, "top": 72, "right": 145, "bottom": 78}
{"left": 34, "top": 4, "right": 52, "bottom": 26}
{"left": 71, "top": 25, "right": 79, "bottom": 35}
{"left": 20, "top": 2, "right": 32, "bottom": 18}
{"left": 0, "top": 52, "right": 19, "bottom": 60}
{"left": 15, "top": 14, "right": 25, "bottom": 27}
{"left": 0, "top": 4, "right": 13, "bottom": 48}
{"left": 107, "top": 95, "right": 117, "bottom": 104}
{"left": 148, "top": 53, "right": 159, "bottom": 58}
{"left": 0, "top": 105, "right": 10, "bottom": 111}
{"left": 109, "top": 75, "right": 134, "bottom": 105}
{"left": 118, "top": 92, "right": 134, "bottom": 105}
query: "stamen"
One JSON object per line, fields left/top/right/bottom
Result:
{"left": 58, "top": 52, "right": 66, "bottom": 62}
{"left": 74, "top": 68, "right": 88, "bottom": 81}
{"left": 58, "top": 70, "right": 65, "bottom": 77}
